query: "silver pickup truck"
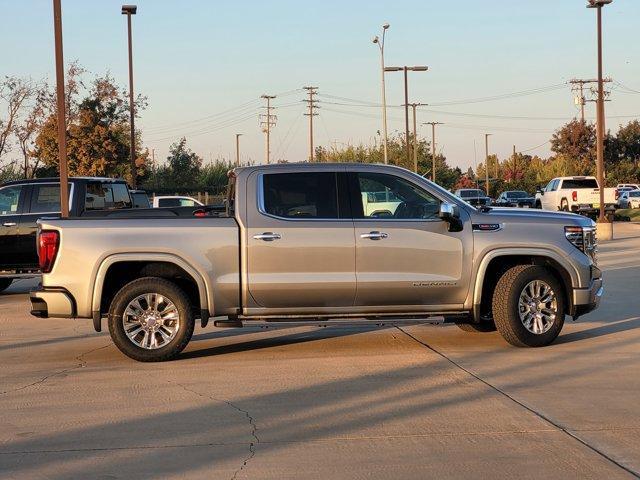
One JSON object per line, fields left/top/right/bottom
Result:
{"left": 30, "top": 163, "right": 603, "bottom": 361}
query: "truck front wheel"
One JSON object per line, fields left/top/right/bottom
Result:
{"left": 108, "top": 277, "right": 195, "bottom": 362}
{"left": 492, "top": 265, "right": 565, "bottom": 347}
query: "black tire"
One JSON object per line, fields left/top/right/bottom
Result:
{"left": 0, "top": 278, "right": 13, "bottom": 293}
{"left": 492, "top": 265, "right": 565, "bottom": 347}
{"left": 560, "top": 200, "right": 569, "bottom": 212}
{"left": 534, "top": 201, "right": 542, "bottom": 209}
{"left": 108, "top": 277, "right": 195, "bottom": 362}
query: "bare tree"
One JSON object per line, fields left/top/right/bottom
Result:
{"left": 13, "top": 84, "right": 48, "bottom": 177}
{"left": 0, "top": 76, "right": 37, "bottom": 161}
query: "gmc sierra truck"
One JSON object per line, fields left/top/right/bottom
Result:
{"left": 30, "top": 163, "right": 603, "bottom": 361}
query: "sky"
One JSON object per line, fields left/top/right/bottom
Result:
{"left": 2, "top": 0, "right": 640, "bottom": 171}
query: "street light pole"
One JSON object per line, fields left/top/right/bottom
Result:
{"left": 385, "top": 65, "right": 428, "bottom": 167}
{"left": 122, "top": 5, "right": 137, "bottom": 187}
{"left": 235, "top": 133, "right": 242, "bottom": 167}
{"left": 484, "top": 133, "right": 492, "bottom": 197}
{"left": 52, "top": 0, "right": 69, "bottom": 218}
{"left": 588, "top": 0, "right": 611, "bottom": 224}
{"left": 372, "top": 23, "right": 390, "bottom": 164}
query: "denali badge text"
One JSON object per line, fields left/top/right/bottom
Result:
{"left": 412, "top": 281, "right": 457, "bottom": 287}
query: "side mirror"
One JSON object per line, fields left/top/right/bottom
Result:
{"left": 439, "top": 202, "right": 463, "bottom": 232}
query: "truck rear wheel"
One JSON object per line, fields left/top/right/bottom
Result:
{"left": 492, "top": 265, "right": 565, "bottom": 347}
{"left": 108, "top": 277, "right": 195, "bottom": 362}
{"left": 0, "top": 278, "right": 13, "bottom": 293}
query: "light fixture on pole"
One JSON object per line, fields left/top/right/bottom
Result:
{"left": 372, "top": 23, "right": 390, "bottom": 164}
{"left": 52, "top": 0, "right": 69, "bottom": 218}
{"left": 587, "top": 0, "right": 612, "bottom": 228}
{"left": 385, "top": 66, "right": 428, "bottom": 166}
{"left": 121, "top": 4, "right": 138, "bottom": 187}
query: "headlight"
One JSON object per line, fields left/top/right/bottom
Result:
{"left": 565, "top": 225, "right": 598, "bottom": 264}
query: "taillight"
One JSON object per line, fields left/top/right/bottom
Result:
{"left": 572, "top": 190, "right": 577, "bottom": 202}
{"left": 615, "top": 189, "right": 619, "bottom": 200}
{"left": 38, "top": 230, "right": 59, "bottom": 273}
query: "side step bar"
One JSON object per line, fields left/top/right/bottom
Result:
{"left": 214, "top": 316, "right": 452, "bottom": 329}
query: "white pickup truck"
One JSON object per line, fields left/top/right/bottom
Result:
{"left": 534, "top": 176, "right": 616, "bottom": 216}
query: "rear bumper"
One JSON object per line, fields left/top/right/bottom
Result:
{"left": 30, "top": 287, "right": 76, "bottom": 318}
{"left": 571, "top": 274, "right": 603, "bottom": 318}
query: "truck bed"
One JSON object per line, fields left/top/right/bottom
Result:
{"left": 38, "top": 216, "right": 240, "bottom": 318}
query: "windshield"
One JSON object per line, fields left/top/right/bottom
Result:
{"left": 506, "top": 191, "right": 529, "bottom": 199}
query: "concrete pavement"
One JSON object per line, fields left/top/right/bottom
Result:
{"left": 1, "top": 223, "right": 639, "bottom": 479}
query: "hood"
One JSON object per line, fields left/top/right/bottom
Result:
{"left": 471, "top": 207, "right": 593, "bottom": 226}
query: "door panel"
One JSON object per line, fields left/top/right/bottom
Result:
{"left": 354, "top": 219, "right": 470, "bottom": 306}
{"left": 350, "top": 171, "right": 472, "bottom": 307}
{"left": 245, "top": 170, "right": 356, "bottom": 309}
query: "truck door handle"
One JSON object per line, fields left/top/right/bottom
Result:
{"left": 253, "top": 232, "right": 282, "bottom": 241}
{"left": 360, "top": 231, "right": 388, "bottom": 240}
{"left": 2, "top": 222, "right": 17, "bottom": 227}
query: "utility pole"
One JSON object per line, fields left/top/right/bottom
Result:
{"left": 260, "top": 95, "right": 276, "bottom": 164}
{"left": 484, "top": 133, "right": 492, "bottom": 197}
{"left": 303, "top": 86, "right": 319, "bottom": 162}
{"left": 423, "top": 122, "right": 443, "bottom": 182}
{"left": 512, "top": 145, "right": 517, "bottom": 182}
{"left": 403, "top": 103, "right": 427, "bottom": 173}
{"left": 569, "top": 78, "right": 612, "bottom": 122}
{"left": 235, "top": 133, "right": 242, "bottom": 166}
{"left": 52, "top": 0, "right": 69, "bottom": 218}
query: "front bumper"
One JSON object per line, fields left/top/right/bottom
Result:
{"left": 30, "top": 287, "right": 76, "bottom": 318}
{"left": 571, "top": 273, "right": 603, "bottom": 318}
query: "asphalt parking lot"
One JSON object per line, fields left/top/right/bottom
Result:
{"left": 1, "top": 223, "right": 640, "bottom": 480}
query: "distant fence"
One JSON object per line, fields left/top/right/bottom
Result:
{"left": 146, "top": 190, "right": 227, "bottom": 205}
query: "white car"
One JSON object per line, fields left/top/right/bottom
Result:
{"left": 152, "top": 196, "right": 204, "bottom": 208}
{"left": 535, "top": 176, "right": 616, "bottom": 214}
{"left": 616, "top": 183, "right": 640, "bottom": 191}
{"left": 618, "top": 190, "right": 640, "bottom": 209}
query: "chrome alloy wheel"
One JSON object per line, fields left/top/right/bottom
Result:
{"left": 122, "top": 293, "right": 180, "bottom": 349}
{"left": 518, "top": 280, "right": 557, "bottom": 335}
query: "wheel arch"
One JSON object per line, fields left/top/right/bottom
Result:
{"left": 472, "top": 249, "right": 576, "bottom": 322}
{"left": 92, "top": 253, "right": 211, "bottom": 330}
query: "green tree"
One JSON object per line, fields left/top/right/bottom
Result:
{"left": 165, "top": 137, "right": 202, "bottom": 189}
{"left": 550, "top": 120, "right": 595, "bottom": 175}
{"left": 32, "top": 69, "right": 148, "bottom": 183}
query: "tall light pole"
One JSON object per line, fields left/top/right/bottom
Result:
{"left": 484, "top": 133, "right": 492, "bottom": 196}
{"left": 385, "top": 66, "right": 428, "bottom": 166}
{"left": 587, "top": 0, "right": 612, "bottom": 225}
{"left": 235, "top": 133, "right": 242, "bottom": 166}
{"left": 122, "top": 5, "right": 137, "bottom": 187}
{"left": 52, "top": 0, "right": 69, "bottom": 218}
{"left": 424, "top": 122, "right": 443, "bottom": 182}
{"left": 372, "top": 23, "right": 390, "bottom": 164}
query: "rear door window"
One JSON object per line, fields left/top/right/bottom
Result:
{"left": 29, "top": 184, "right": 61, "bottom": 213}
{"left": 262, "top": 172, "right": 339, "bottom": 219}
